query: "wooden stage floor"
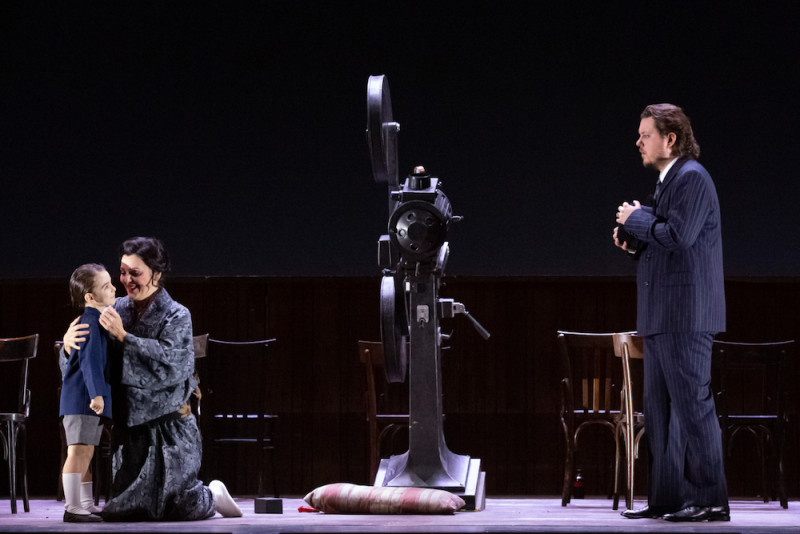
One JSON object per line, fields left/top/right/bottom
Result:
{"left": 1, "top": 497, "right": 798, "bottom": 533}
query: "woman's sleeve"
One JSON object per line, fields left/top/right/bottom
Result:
{"left": 120, "top": 306, "right": 195, "bottom": 389}
{"left": 58, "top": 346, "right": 69, "bottom": 378}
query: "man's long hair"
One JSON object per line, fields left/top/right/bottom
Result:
{"left": 641, "top": 103, "right": 700, "bottom": 159}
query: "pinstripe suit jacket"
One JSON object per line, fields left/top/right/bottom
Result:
{"left": 622, "top": 158, "right": 725, "bottom": 336}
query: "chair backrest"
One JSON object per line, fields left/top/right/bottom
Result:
{"left": 358, "top": 341, "right": 382, "bottom": 423}
{"left": 557, "top": 331, "right": 622, "bottom": 414}
{"left": 0, "top": 334, "right": 39, "bottom": 416}
{"left": 205, "top": 338, "right": 276, "bottom": 418}
{"left": 54, "top": 340, "right": 65, "bottom": 395}
{"left": 358, "top": 340, "right": 408, "bottom": 418}
{"left": 712, "top": 340, "right": 795, "bottom": 418}
{"left": 612, "top": 332, "right": 643, "bottom": 361}
{"left": 191, "top": 334, "right": 209, "bottom": 416}
{"left": 193, "top": 334, "right": 209, "bottom": 359}
{"left": 612, "top": 333, "right": 645, "bottom": 417}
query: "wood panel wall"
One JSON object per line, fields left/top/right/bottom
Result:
{"left": 0, "top": 276, "right": 798, "bottom": 499}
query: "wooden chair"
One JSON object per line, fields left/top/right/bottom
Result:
{"left": 206, "top": 337, "right": 279, "bottom": 498}
{"left": 0, "top": 334, "right": 38, "bottom": 513}
{"left": 54, "top": 341, "right": 113, "bottom": 506}
{"left": 191, "top": 334, "right": 209, "bottom": 420}
{"left": 557, "top": 330, "right": 628, "bottom": 508}
{"left": 190, "top": 334, "right": 210, "bottom": 481}
{"left": 612, "top": 332, "right": 646, "bottom": 511}
{"left": 357, "top": 341, "right": 409, "bottom": 482}
{"left": 712, "top": 339, "right": 795, "bottom": 508}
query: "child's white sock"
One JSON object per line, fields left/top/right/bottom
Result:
{"left": 80, "top": 481, "right": 102, "bottom": 514}
{"left": 62, "top": 473, "right": 89, "bottom": 515}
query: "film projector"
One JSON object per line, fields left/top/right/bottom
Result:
{"left": 366, "top": 75, "right": 489, "bottom": 510}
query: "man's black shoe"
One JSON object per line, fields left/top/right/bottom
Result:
{"left": 621, "top": 505, "right": 674, "bottom": 519}
{"left": 63, "top": 511, "right": 102, "bottom": 523}
{"left": 663, "top": 505, "right": 730, "bottom": 522}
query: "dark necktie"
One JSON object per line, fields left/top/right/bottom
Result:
{"left": 653, "top": 179, "right": 663, "bottom": 208}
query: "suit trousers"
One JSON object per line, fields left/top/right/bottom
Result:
{"left": 643, "top": 333, "right": 728, "bottom": 508}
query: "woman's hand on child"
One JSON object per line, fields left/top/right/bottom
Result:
{"left": 63, "top": 316, "right": 90, "bottom": 354}
{"left": 100, "top": 306, "right": 127, "bottom": 342}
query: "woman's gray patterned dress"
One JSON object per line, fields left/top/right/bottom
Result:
{"left": 100, "top": 288, "right": 215, "bottom": 521}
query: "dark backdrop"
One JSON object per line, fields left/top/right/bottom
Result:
{"left": 1, "top": 2, "right": 798, "bottom": 278}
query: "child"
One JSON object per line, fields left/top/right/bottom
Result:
{"left": 59, "top": 264, "right": 115, "bottom": 522}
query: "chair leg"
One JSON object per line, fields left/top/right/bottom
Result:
{"left": 757, "top": 432, "right": 768, "bottom": 504}
{"left": 561, "top": 432, "right": 573, "bottom": 506}
{"left": 778, "top": 458, "right": 788, "bottom": 508}
{"left": 613, "top": 421, "right": 638, "bottom": 511}
{"left": 91, "top": 424, "right": 112, "bottom": 505}
{"left": 385, "top": 425, "right": 405, "bottom": 458}
{"left": 612, "top": 425, "right": 621, "bottom": 510}
{"left": 57, "top": 420, "right": 67, "bottom": 501}
{"left": 270, "top": 448, "right": 279, "bottom": 498}
{"left": 213, "top": 442, "right": 220, "bottom": 490}
{"left": 106, "top": 432, "right": 116, "bottom": 504}
{"left": 368, "top": 425, "right": 378, "bottom": 484}
{"left": 765, "top": 431, "right": 778, "bottom": 504}
{"left": 368, "top": 424, "right": 379, "bottom": 484}
{"left": 627, "top": 429, "right": 636, "bottom": 512}
{"left": 606, "top": 443, "right": 616, "bottom": 500}
{"left": 7, "top": 422, "right": 17, "bottom": 514}
{"left": 257, "top": 440, "right": 264, "bottom": 498}
{"left": 92, "top": 450, "right": 100, "bottom": 505}
{"left": 19, "top": 424, "right": 29, "bottom": 513}
{"left": 621, "top": 423, "right": 633, "bottom": 510}
{"left": 107, "top": 456, "right": 114, "bottom": 504}
{"left": 374, "top": 423, "right": 404, "bottom": 484}
{"left": 776, "top": 429, "right": 788, "bottom": 509}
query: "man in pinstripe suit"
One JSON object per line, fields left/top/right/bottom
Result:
{"left": 613, "top": 103, "right": 729, "bottom": 522}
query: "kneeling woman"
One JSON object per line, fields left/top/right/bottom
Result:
{"left": 62, "top": 237, "right": 240, "bottom": 521}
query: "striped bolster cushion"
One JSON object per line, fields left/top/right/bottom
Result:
{"left": 304, "top": 483, "right": 466, "bottom": 514}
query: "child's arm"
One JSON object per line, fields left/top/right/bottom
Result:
{"left": 79, "top": 316, "right": 111, "bottom": 407}
{"left": 89, "top": 396, "right": 104, "bottom": 415}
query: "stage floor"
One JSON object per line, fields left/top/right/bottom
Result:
{"left": 1, "top": 497, "right": 798, "bottom": 533}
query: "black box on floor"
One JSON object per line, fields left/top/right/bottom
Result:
{"left": 254, "top": 498, "right": 282, "bottom": 514}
